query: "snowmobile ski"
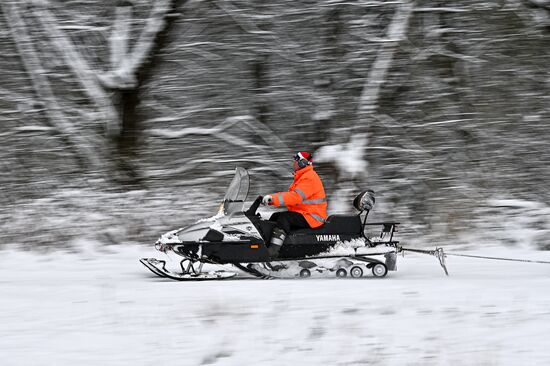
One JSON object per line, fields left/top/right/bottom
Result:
{"left": 140, "top": 258, "right": 237, "bottom": 281}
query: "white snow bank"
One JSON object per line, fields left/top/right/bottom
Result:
{"left": 1, "top": 245, "right": 550, "bottom": 366}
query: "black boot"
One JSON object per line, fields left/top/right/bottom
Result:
{"left": 268, "top": 228, "right": 286, "bottom": 259}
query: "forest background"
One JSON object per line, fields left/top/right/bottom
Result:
{"left": 1, "top": 0, "right": 549, "bottom": 250}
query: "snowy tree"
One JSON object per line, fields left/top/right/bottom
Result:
{"left": 1, "top": 0, "right": 549, "bottom": 248}
{"left": 1, "top": 0, "right": 175, "bottom": 184}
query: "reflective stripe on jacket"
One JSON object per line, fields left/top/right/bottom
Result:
{"left": 270, "top": 165, "right": 328, "bottom": 228}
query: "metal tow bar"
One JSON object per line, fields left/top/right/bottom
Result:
{"left": 398, "top": 246, "right": 448, "bottom": 276}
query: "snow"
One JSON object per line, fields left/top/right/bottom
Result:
{"left": 308, "top": 238, "right": 397, "bottom": 257}
{"left": 198, "top": 211, "right": 226, "bottom": 223}
{"left": 314, "top": 134, "right": 370, "bottom": 214}
{"left": 314, "top": 134, "right": 368, "bottom": 180}
{"left": 157, "top": 228, "right": 183, "bottom": 244}
{"left": 1, "top": 245, "right": 550, "bottom": 365}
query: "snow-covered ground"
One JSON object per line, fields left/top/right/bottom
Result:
{"left": 1, "top": 244, "right": 550, "bottom": 366}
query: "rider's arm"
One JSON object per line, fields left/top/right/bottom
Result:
{"left": 270, "top": 178, "right": 315, "bottom": 207}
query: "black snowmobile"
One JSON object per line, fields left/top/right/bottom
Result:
{"left": 140, "top": 167, "right": 403, "bottom": 280}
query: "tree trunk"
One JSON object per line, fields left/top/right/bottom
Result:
{"left": 252, "top": 55, "right": 270, "bottom": 126}
{"left": 113, "top": 0, "right": 180, "bottom": 187}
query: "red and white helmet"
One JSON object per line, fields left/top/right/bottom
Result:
{"left": 294, "top": 151, "right": 313, "bottom": 168}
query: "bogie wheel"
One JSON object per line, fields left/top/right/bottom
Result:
{"left": 350, "top": 266, "right": 363, "bottom": 278}
{"left": 299, "top": 269, "right": 311, "bottom": 278}
{"left": 372, "top": 263, "right": 388, "bottom": 278}
{"left": 336, "top": 268, "right": 347, "bottom": 278}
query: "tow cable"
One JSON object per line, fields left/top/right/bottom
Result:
{"left": 398, "top": 246, "right": 550, "bottom": 276}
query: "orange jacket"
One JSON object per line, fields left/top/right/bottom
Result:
{"left": 270, "top": 165, "right": 327, "bottom": 228}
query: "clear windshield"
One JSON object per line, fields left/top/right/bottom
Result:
{"left": 222, "top": 166, "right": 249, "bottom": 214}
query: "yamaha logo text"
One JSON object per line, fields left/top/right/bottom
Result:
{"left": 316, "top": 234, "right": 341, "bottom": 242}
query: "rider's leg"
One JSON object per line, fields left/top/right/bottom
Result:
{"left": 268, "top": 212, "right": 281, "bottom": 223}
{"left": 268, "top": 212, "right": 309, "bottom": 258}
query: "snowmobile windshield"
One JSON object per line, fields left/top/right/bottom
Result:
{"left": 222, "top": 166, "right": 249, "bottom": 214}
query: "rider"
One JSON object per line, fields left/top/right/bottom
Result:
{"left": 262, "top": 151, "right": 327, "bottom": 258}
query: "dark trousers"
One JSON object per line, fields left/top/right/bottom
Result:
{"left": 269, "top": 211, "right": 310, "bottom": 234}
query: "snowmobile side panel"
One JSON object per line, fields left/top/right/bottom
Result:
{"left": 291, "top": 215, "right": 363, "bottom": 235}
{"left": 278, "top": 242, "right": 334, "bottom": 258}
{"left": 282, "top": 233, "right": 362, "bottom": 245}
{"left": 202, "top": 241, "right": 271, "bottom": 263}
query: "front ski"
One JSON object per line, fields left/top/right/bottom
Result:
{"left": 140, "top": 258, "right": 237, "bottom": 281}
{"left": 140, "top": 258, "right": 169, "bottom": 278}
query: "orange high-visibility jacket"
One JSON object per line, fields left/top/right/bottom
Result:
{"left": 270, "top": 165, "right": 328, "bottom": 228}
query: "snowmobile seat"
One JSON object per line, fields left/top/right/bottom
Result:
{"left": 290, "top": 214, "right": 362, "bottom": 235}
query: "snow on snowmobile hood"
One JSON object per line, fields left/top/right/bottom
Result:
{"left": 165, "top": 211, "right": 261, "bottom": 244}
{"left": 157, "top": 167, "right": 253, "bottom": 245}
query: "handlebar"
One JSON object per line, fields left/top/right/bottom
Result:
{"left": 245, "top": 195, "right": 263, "bottom": 216}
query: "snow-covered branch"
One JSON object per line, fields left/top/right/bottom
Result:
{"left": 148, "top": 116, "right": 243, "bottom": 139}
{"left": 100, "top": 0, "right": 173, "bottom": 89}
{"left": 145, "top": 158, "right": 268, "bottom": 178}
{"left": 213, "top": 0, "right": 273, "bottom": 36}
{"left": 358, "top": 1, "right": 414, "bottom": 116}
{"left": 414, "top": 7, "right": 472, "bottom": 13}
{"left": 110, "top": 2, "right": 132, "bottom": 70}
{"left": 31, "top": 3, "right": 120, "bottom": 137}
{"left": 1, "top": 1, "right": 101, "bottom": 169}
{"left": 320, "top": 1, "right": 406, "bottom": 8}
{"left": 13, "top": 126, "right": 55, "bottom": 134}
{"left": 148, "top": 115, "right": 292, "bottom": 176}
{"left": 149, "top": 115, "right": 291, "bottom": 155}
{"left": 315, "top": 134, "right": 369, "bottom": 181}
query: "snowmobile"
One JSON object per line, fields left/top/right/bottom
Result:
{"left": 140, "top": 167, "right": 404, "bottom": 281}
